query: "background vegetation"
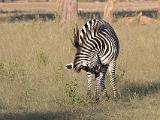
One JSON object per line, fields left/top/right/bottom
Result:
{"left": 0, "top": 19, "right": 160, "bottom": 119}
{"left": 0, "top": 0, "right": 159, "bottom": 2}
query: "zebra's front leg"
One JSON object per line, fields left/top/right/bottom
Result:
{"left": 108, "top": 60, "right": 119, "bottom": 100}
{"left": 86, "top": 72, "right": 92, "bottom": 98}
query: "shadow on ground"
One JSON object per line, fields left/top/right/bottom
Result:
{"left": 120, "top": 80, "right": 160, "bottom": 99}
{"left": 0, "top": 111, "right": 84, "bottom": 120}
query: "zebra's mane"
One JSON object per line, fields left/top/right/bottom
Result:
{"left": 72, "top": 19, "right": 113, "bottom": 49}
{"left": 72, "top": 24, "right": 80, "bottom": 48}
{"left": 72, "top": 20, "right": 103, "bottom": 49}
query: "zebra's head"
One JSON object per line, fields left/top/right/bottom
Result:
{"left": 65, "top": 52, "right": 102, "bottom": 74}
{"left": 73, "top": 50, "right": 102, "bottom": 74}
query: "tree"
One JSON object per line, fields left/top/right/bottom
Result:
{"left": 103, "top": 0, "right": 118, "bottom": 23}
{"left": 57, "top": 0, "right": 78, "bottom": 23}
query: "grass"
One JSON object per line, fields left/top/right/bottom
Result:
{"left": 0, "top": 20, "right": 160, "bottom": 120}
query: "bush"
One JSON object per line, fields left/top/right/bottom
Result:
{"left": 65, "top": 80, "right": 83, "bottom": 104}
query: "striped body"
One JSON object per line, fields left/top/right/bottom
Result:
{"left": 74, "top": 19, "right": 119, "bottom": 72}
{"left": 66, "top": 19, "right": 120, "bottom": 101}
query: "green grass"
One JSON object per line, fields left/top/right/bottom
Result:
{"left": 0, "top": 20, "right": 160, "bottom": 120}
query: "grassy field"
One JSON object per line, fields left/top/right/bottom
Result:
{"left": 0, "top": 20, "right": 160, "bottom": 120}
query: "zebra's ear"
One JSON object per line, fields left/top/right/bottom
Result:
{"left": 76, "top": 24, "right": 79, "bottom": 37}
{"left": 65, "top": 63, "right": 74, "bottom": 69}
{"left": 72, "top": 24, "right": 80, "bottom": 48}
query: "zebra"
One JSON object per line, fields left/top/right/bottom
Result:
{"left": 65, "top": 19, "right": 120, "bottom": 101}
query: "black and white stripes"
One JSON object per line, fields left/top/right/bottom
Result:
{"left": 65, "top": 19, "right": 120, "bottom": 101}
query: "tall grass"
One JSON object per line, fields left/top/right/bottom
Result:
{"left": 0, "top": 20, "right": 160, "bottom": 119}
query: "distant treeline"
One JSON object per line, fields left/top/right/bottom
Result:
{"left": 0, "top": 0, "right": 159, "bottom": 2}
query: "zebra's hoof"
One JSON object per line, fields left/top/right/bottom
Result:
{"left": 95, "top": 98, "right": 100, "bottom": 103}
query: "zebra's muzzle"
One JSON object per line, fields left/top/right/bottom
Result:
{"left": 65, "top": 63, "right": 73, "bottom": 69}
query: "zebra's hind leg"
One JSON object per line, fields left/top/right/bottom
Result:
{"left": 95, "top": 70, "right": 109, "bottom": 102}
{"left": 86, "top": 72, "right": 93, "bottom": 98}
{"left": 99, "top": 71, "right": 110, "bottom": 100}
{"left": 108, "top": 60, "right": 120, "bottom": 101}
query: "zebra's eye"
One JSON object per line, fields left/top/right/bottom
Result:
{"left": 82, "top": 66, "right": 89, "bottom": 71}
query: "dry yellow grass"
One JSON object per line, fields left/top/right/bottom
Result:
{"left": 0, "top": 20, "right": 160, "bottom": 119}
